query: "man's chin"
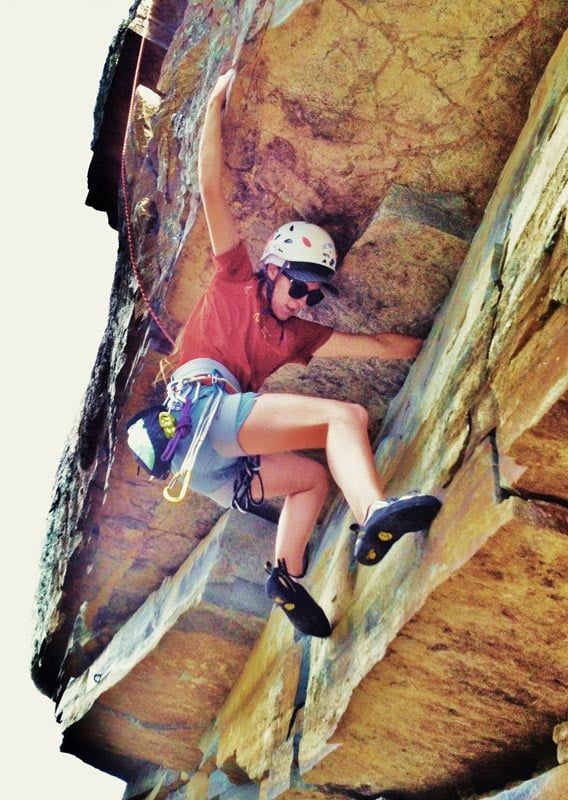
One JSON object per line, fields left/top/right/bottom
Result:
{"left": 273, "top": 308, "right": 295, "bottom": 322}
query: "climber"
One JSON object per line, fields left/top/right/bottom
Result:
{"left": 127, "top": 68, "right": 441, "bottom": 639}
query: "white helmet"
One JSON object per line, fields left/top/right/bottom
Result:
{"left": 261, "top": 221, "right": 338, "bottom": 288}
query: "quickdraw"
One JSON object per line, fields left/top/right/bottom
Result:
{"left": 162, "top": 382, "right": 224, "bottom": 503}
{"left": 161, "top": 372, "right": 263, "bottom": 508}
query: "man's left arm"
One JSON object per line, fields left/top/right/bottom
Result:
{"left": 313, "top": 330, "right": 423, "bottom": 360}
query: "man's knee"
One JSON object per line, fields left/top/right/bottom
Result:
{"left": 336, "top": 400, "right": 369, "bottom": 429}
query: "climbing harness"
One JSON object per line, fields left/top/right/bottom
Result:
{"left": 231, "top": 454, "right": 264, "bottom": 513}
{"left": 162, "top": 375, "right": 227, "bottom": 504}
{"left": 159, "top": 371, "right": 262, "bottom": 510}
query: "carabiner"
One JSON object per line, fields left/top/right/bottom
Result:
{"left": 163, "top": 469, "right": 192, "bottom": 504}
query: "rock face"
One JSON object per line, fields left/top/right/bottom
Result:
{"left": 32, "top": 3, "right": 568, "bottom": 800}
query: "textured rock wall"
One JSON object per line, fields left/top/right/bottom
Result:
{"left": 125, "top": 24, "right": 568, "bottom": 800}
{"left": 32, "top": 3, "right": 568, "bottom": 800}
{"left": 33, "top": 0, "right": 567, "bottom": 694}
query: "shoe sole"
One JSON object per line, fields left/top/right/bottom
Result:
{"left": 355, "top": 495, "right": 441, "bottom": 566}
{"left": 266, "top": 575, "right": 331, "bottom": 638}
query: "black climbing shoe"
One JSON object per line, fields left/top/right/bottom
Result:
{"left": 352, "top": 493, "right": 441, "bottom": 566}
{"left": 265, "top": 559, "right": 331, "bottom": 638}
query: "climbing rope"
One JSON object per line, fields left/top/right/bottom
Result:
{"left": 119, "top": 6, "right": 175, "bottom": 347}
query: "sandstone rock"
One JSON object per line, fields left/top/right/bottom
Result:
{"left": 31, "top": 3, "right": 568, "bottom": 799}
{"left": 553, "top": 721, "right": 568, "bottom": 765}
{"left": 57, "top": 510, "right": 276, "bottom": 773}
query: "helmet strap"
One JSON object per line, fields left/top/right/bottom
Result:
{"left": 256, "top": 265, "right": 277, "bottom": 317}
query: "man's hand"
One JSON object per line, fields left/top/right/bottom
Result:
{"left": 207, "top": 68, "right": 236, "bottom": 110}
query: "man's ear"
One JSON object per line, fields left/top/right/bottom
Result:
{"left": 265, "top": 263, "right": 279, "bottom": 280}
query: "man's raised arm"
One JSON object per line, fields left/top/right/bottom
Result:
{"left": 198, "top": 69, "right": 240, "bottom": 256}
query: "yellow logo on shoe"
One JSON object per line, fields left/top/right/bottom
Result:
{"left": 273, "top": 595, "right": 295, "bottom": 611}
{"left": 368, "top": 549, "right": 377, "bottom": 560}
{"left": 378, "top": 531, "right": 393, "bottom": 541}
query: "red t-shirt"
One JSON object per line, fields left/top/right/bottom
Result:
{"left": 178, "top": 242, "right": 334, "bottom": 392}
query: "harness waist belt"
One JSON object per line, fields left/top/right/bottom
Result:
{"left": 172, "top": 358, "right": 242, "bottom": 395}
{"left": 188, "top": 374, "right": 239, "bottom": 394}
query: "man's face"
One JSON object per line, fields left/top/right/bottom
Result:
{"left": 267, "top": 264, "right": 322, "bottom": 321}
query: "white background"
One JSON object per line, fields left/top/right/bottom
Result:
{"left": 4, "top": 1, "right": 132, "bottom": 797}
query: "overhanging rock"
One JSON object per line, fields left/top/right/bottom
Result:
{"left": 56, "top": 510, "right": 275, "bottom": 776}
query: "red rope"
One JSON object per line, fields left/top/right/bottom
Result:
{"left": 120, "top": 20, "right": 175, "bottom": 348}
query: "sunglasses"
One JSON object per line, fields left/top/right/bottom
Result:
{"left": 282, "top": 269, "right": 325, "bottom": 306}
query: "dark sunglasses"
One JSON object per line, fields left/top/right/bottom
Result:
{"left": 282, "top": 269, "right": 325, "bottom": 306}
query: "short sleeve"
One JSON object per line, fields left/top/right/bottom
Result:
{"left": 212, "top": 241, "right": 253, "bottom": 283}
{"left": 289, "top": 318, "right": 334, "bottom": 365}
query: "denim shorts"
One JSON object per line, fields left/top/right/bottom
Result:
{"left": 169, "top": 359, "right": 259, "bottom": 507}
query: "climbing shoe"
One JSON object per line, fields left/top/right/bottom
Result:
{"left": 265, "top": 559, "right": 331, "bottom": 638}
{"left": 352, "top": 493, "right": 441, "bottom": 566}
